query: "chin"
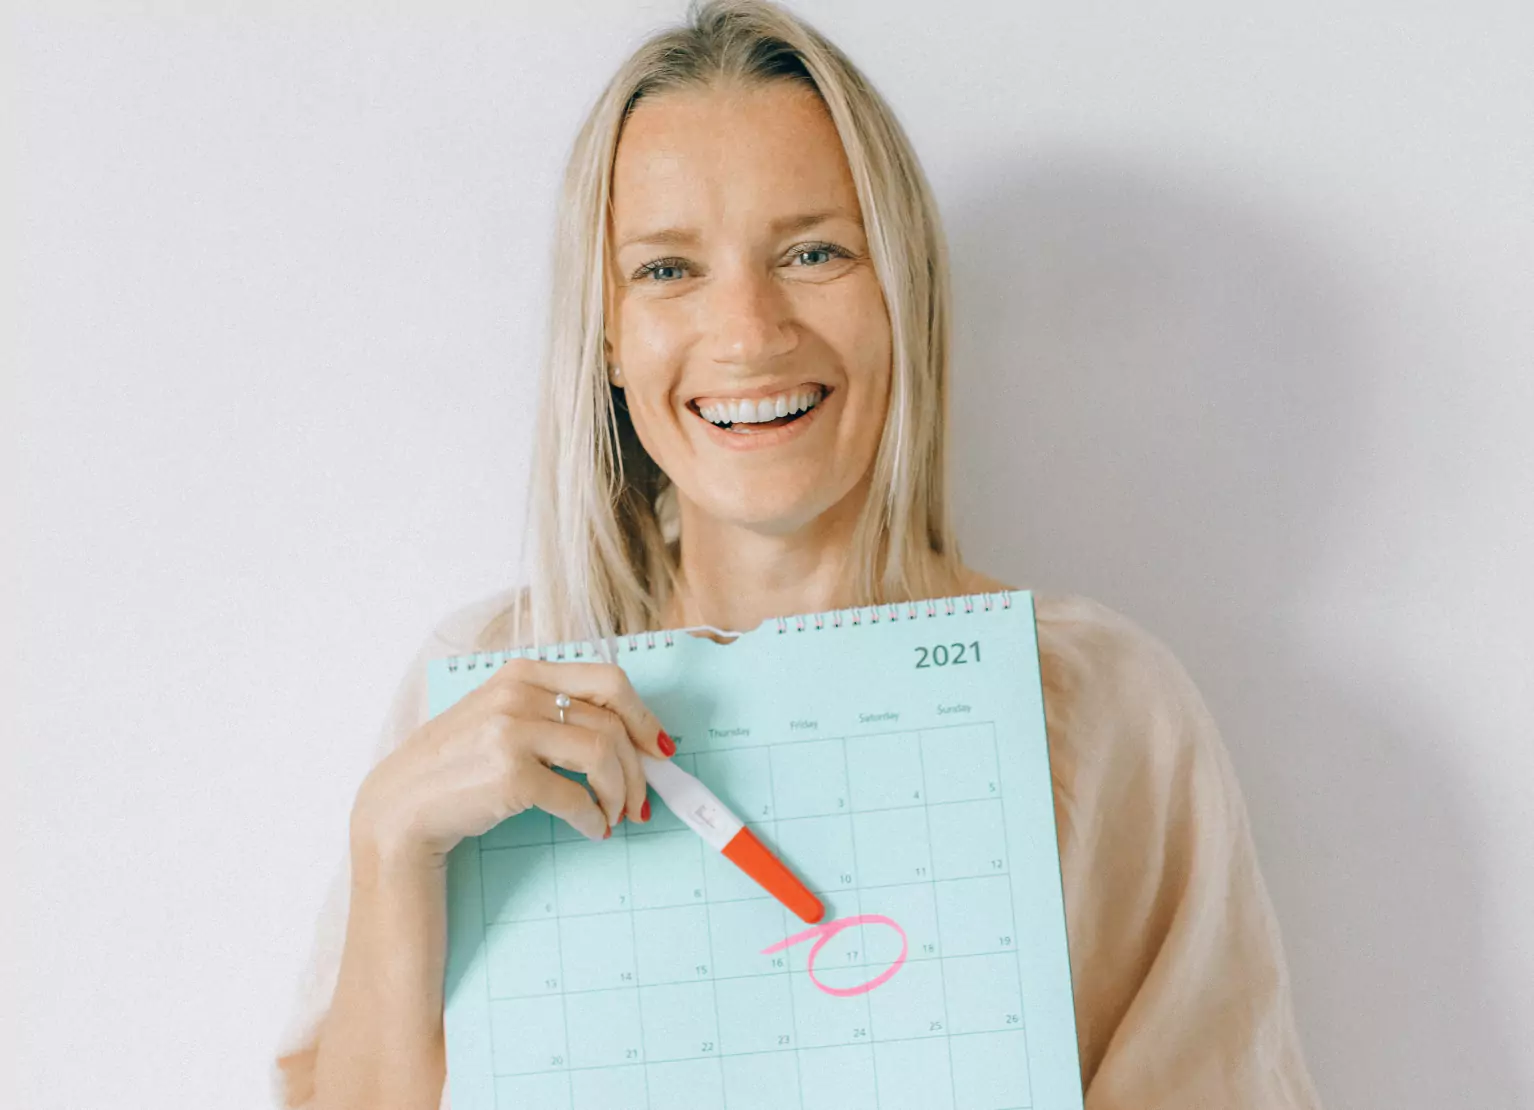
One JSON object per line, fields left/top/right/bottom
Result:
{"left": 697, "top": 488, "right": 833, "bottom": 534}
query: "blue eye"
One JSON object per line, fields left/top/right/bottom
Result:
{"left": 632, "top": 242, "right": 850, "bottom": 283}
{"left": 635, "top": 260, "right": 688, "bottom": 282}
{"left": 787, "top": 241, "right": 852, "bottom": 267}
{"left": 793, "top": 245, "right": 841, "bottom": 266}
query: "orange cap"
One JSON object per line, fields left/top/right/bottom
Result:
{"left": 720, "top": 826, "right": 824, "bottom": 923}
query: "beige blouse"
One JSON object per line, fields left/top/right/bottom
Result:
{"left": 274, "top": 589, "right": 1324, "bottom": 1109}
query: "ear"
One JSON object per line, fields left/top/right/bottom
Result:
{"left": 602, "top": 328, "right": 621, "bottom": 386}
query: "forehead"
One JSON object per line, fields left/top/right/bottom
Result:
{"left": 610, "top": 82, "right": 860, "bottom": 235}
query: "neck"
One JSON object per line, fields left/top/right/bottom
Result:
{"left": 661, "top": 482, "right": 975, "bottom": 634}
{"left": 663, "top": 501, "right": 857, "bottom": 635}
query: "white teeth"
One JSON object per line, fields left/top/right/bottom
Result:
{"left": 697, "top": 387, "right": 823, "bottom": 426}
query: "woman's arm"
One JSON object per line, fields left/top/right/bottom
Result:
{"left": 301, "top": 833, "right": 449, "bottom": 1110}
{"left": 274, "top": 596, "right": 673, "bottom": 1109}
{"left": 275, "top": 635, "right": 448, "bottom": 1110}
{"left": 1036, "top": 595, "right": 1324, "bottom": 1109}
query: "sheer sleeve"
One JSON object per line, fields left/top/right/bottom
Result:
{"left": 1035, "top": 594, "right": 1323, "bottom": 1109}
{"left": 272, "top": 589, "right": 518, "bottom": 1110}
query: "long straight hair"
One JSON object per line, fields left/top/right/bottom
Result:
{"left": 500, "top": 0, "right": 962, "bottom": 649}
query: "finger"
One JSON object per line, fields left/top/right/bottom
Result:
{"left": 522, "top": 720, "right": 627, "bottom": 830}
{"left": 530, "top": 692, "right": 651, "bottom": 826}
{"left": 562, "top": 699, "right": 648, "bottom": 824}
{"left": 519, "top": 760, "right": 608, "bottom": 840}
{"left": 504, "top": 659, "right": 674, "bottom": 759}
{"left": 608, "top": 710, "right": 648, "bottom": 823}
{"left": 471, "top": 669, "right": 648, "bottom": 826}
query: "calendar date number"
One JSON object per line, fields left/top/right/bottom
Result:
{"left": 914, "top": 640, "right": 981, "bottom": 668}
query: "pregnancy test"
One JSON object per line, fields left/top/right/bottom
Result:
{"left": 641, "top": 754, "right": 824, "bottom": 924}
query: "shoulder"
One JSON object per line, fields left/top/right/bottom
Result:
{"left": 1033, "top": 591, "right": 1216, "bottom": 754}
{"left": 1028, "top": 592, "right": 1232, "bottom": 840}
{"left": 1026, "top": 597, "right": 1314, "bottom": 1101}
{"left": 965, "top": 569, "right": 1200, "bottom": 715}
{"left": 362, "top": 586, "right": 530, "bottom": 762}
{"left": 421, "top": 584, "right": 529, "bottom": 656}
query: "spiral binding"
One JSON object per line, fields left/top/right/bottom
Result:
{"left": 774, "top": 590, "right": 1012, "bottom": 633}
{"left": 443, "top": 590, "right": 1014, "bottom": 673}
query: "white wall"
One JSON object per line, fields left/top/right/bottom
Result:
{"left": 11, "top": 2, "right": 1532, "bottom": 1107}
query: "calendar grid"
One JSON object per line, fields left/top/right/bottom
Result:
{"left": 760, "top": 744, "right": 809, "bottom": 1110}
{"left": 992, "top": 730, "right": 1038, "bottom": 1110}
{"left": 475, "top": 871, "right": 1033, "bottom": 913}
{"left": 553, "top": 833, "right": 573, "bottom": 1108}
{"left": 914, "top": 723, "right": 963, "bottom": 1110}
{"left": 648, "top": 724, "right": 980, "bottom": 761}
{"left": 698, "top": 830, "right": 729, "bottom": 1106}
{"left": 475, "top": 945, "right": 1021, "bottom": 1001}
{"left": 603, "top": 794, "right": 1009, "bottom": 834}
{"left": 620, "top": 816, "right": 653, "bottom": 1109}
{"left": 506, "top": 1028, "right": 1037, "bottom": 1072}
{"left": 839, "top": 734, "right": 884, "bottom": 1110}
{"left": 473, "top": 721, "right": 1039, "bottom": 1107}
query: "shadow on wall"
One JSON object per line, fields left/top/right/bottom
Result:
{"left": 942, "top": 146, "right": 1526, "bottom": 1110}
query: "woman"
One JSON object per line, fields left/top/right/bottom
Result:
{"left": 276, "top": 2, "right": 1323, "bottom": 1107}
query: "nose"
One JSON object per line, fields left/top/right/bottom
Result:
{"left": 700, "top": 261, "right": 798, "bottom": 368}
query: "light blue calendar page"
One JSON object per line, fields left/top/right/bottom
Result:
{"left": 428, "top": 591, "right": 1082, "bottom": 1110}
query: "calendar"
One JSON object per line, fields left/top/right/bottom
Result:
{"left": 429, "top": 591, "right": 1082, "bottom": 1110}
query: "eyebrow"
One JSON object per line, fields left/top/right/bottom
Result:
{"left": 616, "top": 209, "right": 859, "bottom": 252}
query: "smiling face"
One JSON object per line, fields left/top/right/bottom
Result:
{"left": 604, "top": 80, "right": 892, "bottom": 537}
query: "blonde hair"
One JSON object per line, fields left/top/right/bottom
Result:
{"left": 505, "top": 0, "right": 962, "bottom": 648}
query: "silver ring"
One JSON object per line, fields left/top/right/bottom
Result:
{"left": 554, "top": 691, "right": 571, "bottom": 725}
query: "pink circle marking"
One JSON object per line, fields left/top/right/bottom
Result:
{"left": 761, "top": 914, "right": 909, "bottom": 997}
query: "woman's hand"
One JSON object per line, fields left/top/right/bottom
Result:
{"left": 350, "top": 658, "right": 675, "bottom": 868}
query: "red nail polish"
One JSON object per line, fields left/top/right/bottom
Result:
{"left": 640, "top": 797, "right": 651, "bottom": 822}
{"left": 603, "top": 824, "right": 612, "bottom": 839}
{"left": 658, "top": 729, "right": 676, "bottom": 756}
